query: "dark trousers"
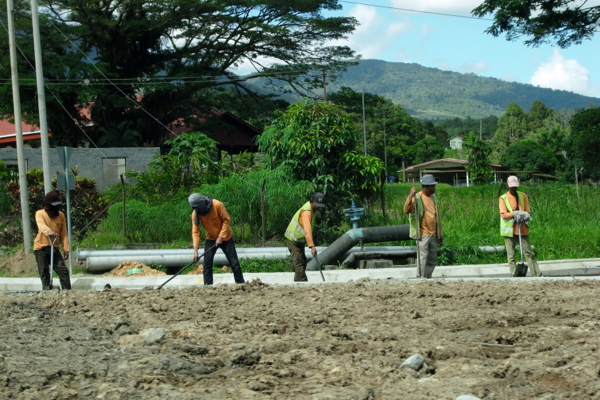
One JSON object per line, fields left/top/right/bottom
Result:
{"left": 286, "top": 239, "right": 307, "bottom": 282}
{"left": 203, "top": 239, "right": 245, "bottom": 285}
{"left": 34, "top": 248, "right": 71, "bottom": 290}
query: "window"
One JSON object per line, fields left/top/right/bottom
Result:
{"left": 1, "top": 159, "right": 27, "bottom": 177}
{"left": 103, "top": 158, "right": 126, "bottom": 181}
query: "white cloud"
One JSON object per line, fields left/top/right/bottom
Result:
{"left": 390, "top": 0, "right": 482, "bottom": 15}
{"left": 457, "top": 60, "right": 488, "bottom": 73}
{"left": 530, "top": 49, "right": 599, "bottom": 96}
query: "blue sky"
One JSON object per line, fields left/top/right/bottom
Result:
{"left": 324, "top": 0, "right": 600, "bottom": 98}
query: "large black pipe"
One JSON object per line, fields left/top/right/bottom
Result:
{"left": 306, "top": 225, "right": 411, "bottom": 271}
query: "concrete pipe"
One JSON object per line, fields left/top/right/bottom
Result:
{"left": 306, "top": 225, "right": 411, "bottom": 271}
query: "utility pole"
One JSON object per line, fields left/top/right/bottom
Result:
{"left": 322, "top": 70, "right": 327, "bottom": 102}
{"left": 30, "top": 0, "right": 52, "bottom": 193}
{"left": 479, "top": 119, "right": 482, "bottom": 140}
{"left": 362, "top": 90, "right": 367, "bottom": 156}
{"left": 6, "top": 0, "right": 32, "bottom": 252}
{"left": 383, "top": 111, "right": 388, "bottom": 179}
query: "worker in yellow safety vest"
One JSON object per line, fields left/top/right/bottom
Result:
{"left": 285, "top": 192, "right": 325, "bottom": 282}
{"left": 499, "top": 176, "right": 543, "bottom": 277}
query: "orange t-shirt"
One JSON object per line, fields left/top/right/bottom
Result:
{"left": 499, "top": 191, "right": 530, "bottom": 236}
{"left": 299, "top": 210, "right": 315, "bottom": 248}
{"left": 191, "top": 200, "right": 232, "bottom": 248}
{"left": 34, "top": 210, "right": 70, "bottom": 251}
{"left": 404, "top": 191, "right": 438, "bottom": 237}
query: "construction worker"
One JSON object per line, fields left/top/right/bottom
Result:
{"left": 404, "top": 175, "right": 443, "bottom": 279}
{"left": 499, "top": 176, "right": 543, "bottom": 277}
{"left": 33, "top": 190, "right": 71, "bottom": 290}
{"left": 285, "top": 192, "right": 326, "bottom": 282}
{"left": 189, "top": 193, "right": 245, "bottom": 285}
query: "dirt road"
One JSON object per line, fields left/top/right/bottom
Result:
{"left": 1, "top": 278, "right": 599, "bottom": 399}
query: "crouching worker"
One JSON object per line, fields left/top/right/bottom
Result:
{"left": 285, "top": 192, "right": 326, "bottom": 282}
{"left": 189, "top": 193, "right": 245, "bottom": 285}
{"left": 34, "top": 190, "right": 71, "bottom": 290}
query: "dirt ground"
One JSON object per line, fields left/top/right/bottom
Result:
{"left": 1, "top": 277, "right": 599, "bottom": 400}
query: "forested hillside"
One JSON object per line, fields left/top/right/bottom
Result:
{"left": 326, "top": 59, "right": 599, "bottom": 119}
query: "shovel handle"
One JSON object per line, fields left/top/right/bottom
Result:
{"left": 157, "top": 245, "right": 217, "bottom": 290}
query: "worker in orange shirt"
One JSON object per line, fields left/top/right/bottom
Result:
{"left": 404, "top": 175, "right": 443, "bottom": 279}
{"left": 285, "top": 192, "right": 326, "bottom": 282}
{"left": 189, "top": 193, "right": 245, "bottom": 285}
{"left": 33, "top": 190, "right": 71, "bottom": 290}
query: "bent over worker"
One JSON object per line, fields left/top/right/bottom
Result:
{"left": 189, "top": 193, "right": 245, "bottom": 285}
{"left": 34, "top": 190, "right": 71, "bottom": 290}
{"left": 404, "top": 175, "right": 443, "bottom": 279}
{"left": 499, "top": 176, "right": 542, "bottom": 277}
{"left": 285, "top": 192, "right": 326, "bottom": 282}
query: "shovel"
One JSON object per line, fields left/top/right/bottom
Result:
{"left": 47, "top": 234, "right": 58, "bottom": 290}
{"left": 157, "top": 245, "right": 217, "bottom": 290}
{"left": 515, "top": 222, "right": 529, "bottom": 277}
{"left": 314, "top": 254, "right": 325, "bottom": 282}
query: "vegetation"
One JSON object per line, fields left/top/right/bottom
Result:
{"left": 0, "top": 0, "right": 358, "bottom": 146}
{"left": 324, "top": 60, "right": 598, "bottom": 119}
{"left": 472, "top": 0, "right": 600, "bottom": 48}
{"left": 570, "top": 107, "right": 600, "bottom": 180}
{"left": 463, "top": 133, "right": 493, "bottom": 185}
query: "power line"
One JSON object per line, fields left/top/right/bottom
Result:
{"left": 338, "top": 0, "right": 492, "bottom": 21}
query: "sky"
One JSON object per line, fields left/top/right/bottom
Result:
{"left": 327, "top": 0, "right": 600, "bottom": 98}
{"left": 236, "top": 0, "right": 600, "bottom": 99}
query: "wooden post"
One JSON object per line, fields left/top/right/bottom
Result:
{"left": 260, "top": 179, "right": 266, "bottom": 247}
{"left": 575, "top": 166, "right": 579, "bottom": 199}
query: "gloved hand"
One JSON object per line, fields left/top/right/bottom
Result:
{"left": 513, "top": 211, "right": 531, "bottom": 223}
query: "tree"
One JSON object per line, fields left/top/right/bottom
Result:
{"left": 491, "top": 102, "right": 530, "bottom": 162}
{"left": 257, "top": 100, "right": 384, "bottom": 199}
{"left": 472, "top": 0, "right": 600, "bottom": 47}
{"left": 570, "top": 107, "right": 600, "bottom": 180}
{"left": 405, "top": 136, "right": 445, "bottom": 165}
{"left": 500, "top": 140, "right": 559, "bottom": 179}
{"left": 328, "top": 87, "right": 426, "bottom": 171}
{"left": 463, "top": 132, "right": 493, "bottom": 185}
{"left": 0, "top": 0, "right": 358, "bottom": 146}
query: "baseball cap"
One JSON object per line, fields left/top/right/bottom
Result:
{"left": 311, "top": 192, "right": 325, "bottom": 208}
{"left": 507, "top": 176, "right": 520, "bottom": 188}
{"left": 420, "top": 174, "right": 437, "bottom": 185}
{"left": 44, "top": 191, "right": 62, "bottom": 206}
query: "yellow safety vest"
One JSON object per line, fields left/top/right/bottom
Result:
{"left": 285, "top": 202, "right": 315, "bottom": 244}
{"left": 499, "top": 192, "right": 525, "bottom": 237}
{"left": 408, "top": 193, "right": 441, "bottom": 240}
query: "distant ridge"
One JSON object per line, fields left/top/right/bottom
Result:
{"left": 327, "top": 59, "right": 599, "bottom": 119}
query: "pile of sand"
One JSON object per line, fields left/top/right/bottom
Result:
{"left": 106, "top": 261, "right": 167, "bottom": 277}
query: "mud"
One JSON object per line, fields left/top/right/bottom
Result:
{"left": 1, "top": 279, "right": 599, "bottom": 399}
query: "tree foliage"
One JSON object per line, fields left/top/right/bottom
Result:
{"left": 257, "top": 100, "right": 384, "bottom": 199}
{"left": 491, "top": 102, "right": 530, "bottom": 162}
{"left": 500, "top": 140, "right": 559, "bottom": 179}
{"left": 570, "top": 107, "right": 600, "bottom": 180}
{"left": 0, "top": 0, "right": 358, "bottom": 146}
{"left": 472, "top": 0, "right": 600, "bottom": 48}
{"left": 463, "top": 132, "right": 493, "bottom": 185}
{"left": 405, "top": 136, "right": 445, "bottom": 165}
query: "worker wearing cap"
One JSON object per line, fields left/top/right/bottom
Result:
{"left": 33, "top": 190, "right": 71, "bottom": 290}
{"left": 285, "top": 192, "right": 326, "bottom": 282}
{"left": 404, "top": 175, "right": 443, "bottom": 279}
{"left": 189, "top": 193, "right": 245, "bottom": 285}
{"left": 499, "top": 176, "right": 542, "bottom": 277}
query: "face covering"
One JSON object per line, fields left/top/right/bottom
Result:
{"left": 45, "top": 204, "right": 60, "bottom": 218}
{"left": 188, "top": 194, "right": 213, "bottom": 226}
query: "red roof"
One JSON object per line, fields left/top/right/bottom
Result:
{"left": 0, "top": 119, "right": 49, "bottom": 145}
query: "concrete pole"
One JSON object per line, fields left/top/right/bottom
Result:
{"left": 362, "top": 90, "right": 367, "bottom": 156}
{"left": 30, "top": 0, "right": 52, "bottom": 193}
{"left": 6, "top": 0, "right": 32, "bottom": 252}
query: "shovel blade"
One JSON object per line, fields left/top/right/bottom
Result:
{"left": 515, "top": 263, "right": 529, "bottom": 277}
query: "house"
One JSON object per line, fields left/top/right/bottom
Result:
{"left": 447, "top": 135, "right": 493, "bottom": 150}
{"left": 398, "top": 158, "right": 504, "bottom": 187}
{"left": 0, "top": 119, "right": 49, "bottom": 149}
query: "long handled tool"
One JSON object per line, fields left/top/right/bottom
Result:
{"left": 412, "top": 179, "right": 422, "bottom": 278}
{"left": 47, "top": 234, "right": 58, "bottom": 290}
{"left": 314, "top": 254, "right": 325, "bottom": 282}
{"left": 157, "top": 245, "right": 217, "bottom": 290}
{"left": 516, "top": 221, "right": 529, "bottom": 277}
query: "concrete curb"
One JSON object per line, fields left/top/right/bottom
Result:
{"left": 1, "top": 258, "right": 599, "bottom": 292}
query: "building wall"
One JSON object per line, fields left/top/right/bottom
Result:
{"left": 0, "top": 147, "right": 160, "bottom": 191}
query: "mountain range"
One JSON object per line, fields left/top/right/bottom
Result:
{"left": 323, "top": 59, "right": 599, "bottom": 120}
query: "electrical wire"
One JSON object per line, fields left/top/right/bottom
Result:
{"left": 338, "top": 0, "right": 493, "bottom": 20}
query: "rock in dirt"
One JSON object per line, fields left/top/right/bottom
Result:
{"left": 455, "top": 396, "right": 481, "bottom": 400}
{"left": 140, "top": 327, "right": 167, "bottom": 343}
{"left": 400, "top": 353, "right": 425, "bottom": 371}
